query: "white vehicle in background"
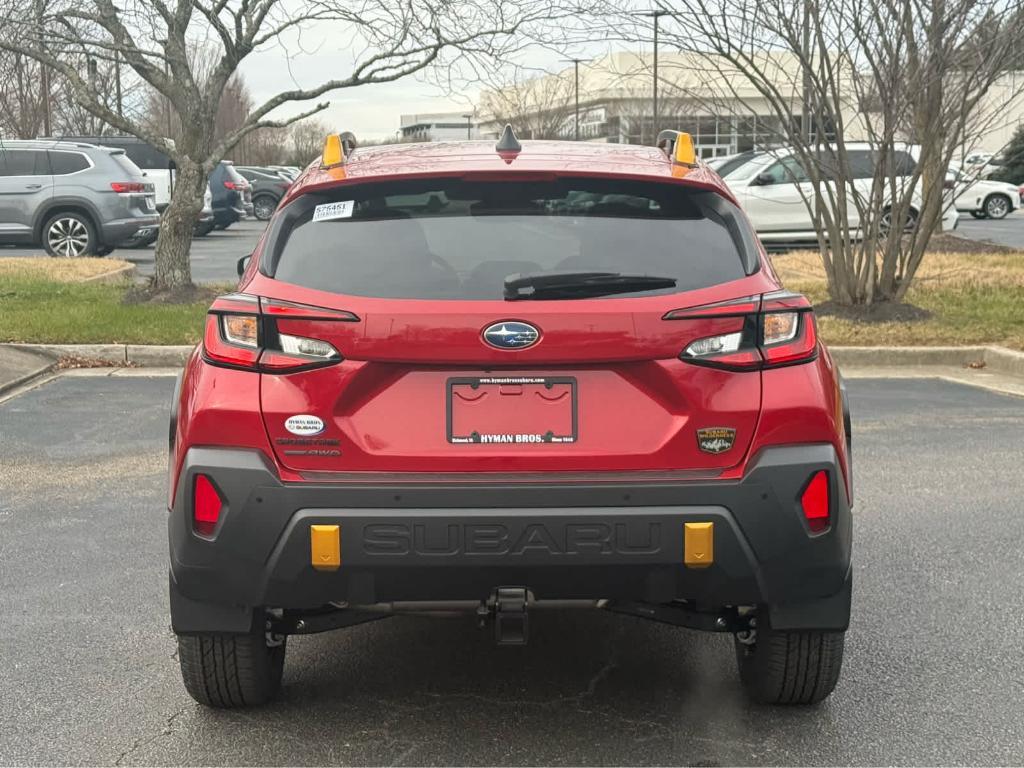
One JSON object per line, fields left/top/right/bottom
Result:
{"left": 717, "top": 144, "right": 959, "bottom": 246}
{"left": 267, "top": 165, "right": 300, "bottom": 181}
{"left": 56, "top": 136, "right": 175, "bottom": 211}
{"left": 946, "top": 168, "right": 1021, "bottom": 219}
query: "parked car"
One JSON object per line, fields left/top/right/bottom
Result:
{"left": 56, "top": 135, "right": 175, "bottom": 212}
{"left": 268, "top": 165, "right": 301, "bottom": 181}
{"left": 719, "top": 144, "right": 959, "bottom": 245}
{"left": 208, "top": 161, "right": 251, "bottom": 230}
{"left": 236, "top": 166, "right": 292, "bottom": 221}
{"left": 0, "top": 139, "right": 159, "bottom": 257}
{"left": 946, "top": 168, "right": 1021, "bottom": 219}
{"left": 169, "top": 128, "right": 852, "bottom": 709}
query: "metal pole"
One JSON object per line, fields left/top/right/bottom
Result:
{"left": 35, "top": 1, "right": 51, "bottom": 136}
{"left": 574, "top": 60, "right": 580, "bottom": 141}
{"left": 653, "top": 13, "right": 659, "bottom": 139}
{"left": 115, "top": 50, "right": 122, "bottom": 118}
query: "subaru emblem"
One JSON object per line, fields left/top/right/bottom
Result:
{"left": 482, "top": 321, "right": 540, "bottom": 350}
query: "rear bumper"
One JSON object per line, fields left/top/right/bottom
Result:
{"left": 101, "top": 214, "right": 161, "bottom": 243}
{"left": 169, "top": 444, "right": 851, "bottom": 634}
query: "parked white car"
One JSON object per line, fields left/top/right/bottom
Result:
{"left": 718, "top": 144, "right": 959, "bottom": 245}
{"left": 946, "top": 168, "right": 1020, "bottom": 219}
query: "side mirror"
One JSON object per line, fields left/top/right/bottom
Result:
{"left": 237, "top": 254, "right": 251, "bottom": 277}
{"left": 752, "top": 172, "right": 775, "bottom": 187}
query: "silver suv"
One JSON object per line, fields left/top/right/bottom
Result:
{"left": 0, "top": 140, "right": 160, "bottom": 257}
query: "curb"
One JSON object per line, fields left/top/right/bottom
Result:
{"left": 830, "top": 346, "right": 1024, "bottom": 377}
{"left": 5, "top": 343, "right": 194, "bottom": 367}
{"left": 80, "top": 262, "right": 138, "bottom": 284}
{"left": 3, "top": 342, "right": 1024, "bottom": 375}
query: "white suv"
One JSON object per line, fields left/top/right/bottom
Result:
{"left": 719, "top": 144, "right": 959, "bottom": 246}
{"left": 947, "top": 168, "right": 1020, "bottom": 220}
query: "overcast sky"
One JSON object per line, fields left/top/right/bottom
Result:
{"left": 238, "top": 26, "right": 623, "bottom": 140}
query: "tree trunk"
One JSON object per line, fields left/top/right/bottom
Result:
{"left": 153, "top": 160, "right": 206, "bottom": 290}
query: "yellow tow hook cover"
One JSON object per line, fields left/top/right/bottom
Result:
{"left": 310, "top": 524, "right": 341, "bottom": 571}
{"left": 684, "top": 522, "right": 714, "bottom": 569}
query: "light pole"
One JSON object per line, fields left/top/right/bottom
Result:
{"left": 634, "top": 9, "right": 671, "bottom": 141}
{"left": 560, "top": 58, "right": 584, "bottom": 140}
{"left": 462, "top": 113, "right": 473, "bottom": 140}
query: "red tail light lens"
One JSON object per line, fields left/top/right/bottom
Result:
{"left": 671, "top": 291, "right": 818, "bottom": 370}
{"left": 110, "top": 182, "right": 145, "bottom": 193}
{"left": 201, "top": 293, "right": 356, "bottom": 373}
{"left": 223, "top": 181, "right": 238, "bottom": 190}
{"left": 801, "top": 470, "right": 830, "bottom": 533}
{"left": 193, "top": 474, "right": 222, "bottom": 536}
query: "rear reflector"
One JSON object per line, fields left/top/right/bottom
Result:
{"left": 193, "top": 474, "right": 222, "bottom": 536}
{"left": 310, "top": 524, "right": 341, "bottom": 571}
{"left": 801, "top": 470, "right": 830, "bottom": 533}
{"left": 683, "top": 521, "right": 714, "bottom": 568}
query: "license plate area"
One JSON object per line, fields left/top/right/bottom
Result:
{"left": 447, "top": 376, "right": 577, "bottom": 445}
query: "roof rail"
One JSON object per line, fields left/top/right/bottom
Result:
{"left": 321, "top": 132, "right": 358, "bottom": 169}
{"left": 656, "top": 130, "right": 696, "bottom": 167}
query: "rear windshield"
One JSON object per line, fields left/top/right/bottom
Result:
{"left": 267, "top": 177, "right": 756, "bottom": 300}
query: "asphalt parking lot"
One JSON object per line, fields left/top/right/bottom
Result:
{"left": 1, "top": 374, "right": 1023, "bottom": 766}
{"left": 1, "top": 211, "right": 1022, "bottom": 288}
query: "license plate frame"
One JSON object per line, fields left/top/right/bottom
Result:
{"left": 446, "top": 376, "right": 578, "bottom": 445}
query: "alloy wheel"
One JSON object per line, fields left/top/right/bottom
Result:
{"left": 47, "top": 217, "right": 90, "bottom": 257}
{"left": 254, "top": 197, "right": 276, "bottom": 221}
{"left": 985, "top": 195, "right": 1009, "bottom": 219}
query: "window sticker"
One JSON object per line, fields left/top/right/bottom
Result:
{"left": 312, "top": 200, "right": 354, "bottom": 222}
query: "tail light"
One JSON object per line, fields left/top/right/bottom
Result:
{"left": 800, "top": 470, "right": 830, "bottom": 533}
{"left": 202, "top": 293, "right": 357, "bottom": 373}
{"left": 667, "top": 291, "right": 818, "bottom": 371}
{"left": 223, "top": 180, "right": 238, "bottom": 190}
{"left": 193, "top": 474, "right": 222, "bottom": 536}
{"left": 110, "top": 181, "right": 145, "bottom": 193}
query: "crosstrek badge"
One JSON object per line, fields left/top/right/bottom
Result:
{"left": 696, "top": 427, "right": 736, "bottom": 454}
{"left": 285, "top": 415, "right": 325, "bottom": 436}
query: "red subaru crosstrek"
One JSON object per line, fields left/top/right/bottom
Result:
{"left": 168, "top": 128, "right": 852, "bottom": 708}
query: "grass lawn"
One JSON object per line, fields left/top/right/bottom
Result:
{"left": 0, "top": 273, "right": 211, "bottom": 345}
{"left": 1, "top": 250, "right": 1022, "bottom": 349}
{"left": 772, "top": 250, "right": 1024, "bottom": 350}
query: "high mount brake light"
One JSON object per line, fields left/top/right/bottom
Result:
{"left": 202, "top": 293, "right": 357, "bottom": 372}
{"left": 670, "top": 292, "right": 818, "bottom": 370}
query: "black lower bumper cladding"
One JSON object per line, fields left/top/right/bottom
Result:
{"left": 169, "top": 444, "right": 852, "bottom": 634}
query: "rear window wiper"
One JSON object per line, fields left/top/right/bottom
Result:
{"left": 504, "top": 271, "right": 677, "bottom": 300}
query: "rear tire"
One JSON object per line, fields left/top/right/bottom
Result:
{"left": 983, "top": 193, "right": 1011, "bottom": 220}
{"left": 176, "top": 628, "right": 286, "bottom": 708}
{"left": 252, "top": 195, "right": 277, "bottom": 221}
{"left": 42, "top": 212, "right": 97, "bottom": 257}
{"left": 735, "top": 625, "right": 844, "bottom": 705}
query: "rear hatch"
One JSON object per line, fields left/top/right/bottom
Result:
{"left": 249, "top": 175, "right": 773, "bottom": 474}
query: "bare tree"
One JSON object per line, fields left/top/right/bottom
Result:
{"left": 627, "top": 0, "right": 1022, "bottom": 306}
{"left": 289, "top": 118, "right": 332, "bottom": 166}
{"left": 1, "top": 0, "right": 582, "bottom": 292}
{"left": 0, "top": 51, "right": 47, "bottom": 138}
{"left": 481, "top": 68, "right": 576, "bottom": 139}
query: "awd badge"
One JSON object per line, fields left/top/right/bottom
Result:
{"left": 697, "top": 427, "right": 736, "bottom": 455}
